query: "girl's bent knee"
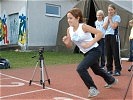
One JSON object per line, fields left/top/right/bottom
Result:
{"left": 76, "top": 67, "right": 86, "bottom": 73}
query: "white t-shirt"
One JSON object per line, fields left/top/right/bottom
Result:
{"left": 69, "top": 23, "right": 98, "bottom": 54}
{"left": 95, "top": 20, "right": 105, "bottom": 38}
{"left": 130, "top": 27, "right": 133, "bottom": 39}
{"left": 104, "top": 15, "right": 121, "bottom": 35}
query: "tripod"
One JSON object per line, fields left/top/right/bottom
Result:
{"left": 29, "top": 48, "right": 50, "bottom": 89}
{"left": 123, "top": 62, "right": 133, "bottom": 100}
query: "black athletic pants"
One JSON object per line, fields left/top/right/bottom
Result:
{"left": 76, "top": 46, "right": 115, "bottom": 89}
{"left": 105, "top": 34, "right": 122, "bottom": 72}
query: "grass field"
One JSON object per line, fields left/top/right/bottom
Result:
{"left": 0, "top": 50, "right": 83, "bottom": 69}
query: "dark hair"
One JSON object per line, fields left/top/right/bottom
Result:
{"left": 108, "top": 4, "right": 117, "bottom": 14}
{"left": 67, "top": 8, "right": 84, "bottom": 23}
{"left": 108, "top": 4, "right": 116, "bottom": 10}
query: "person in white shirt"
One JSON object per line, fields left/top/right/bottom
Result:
{"left": 95, "top": 10, "right": 106, "bottom": 69}
{"left": 62, "top": 8, "right": 118, "bottom": 98}
{"left": 128, "top": 19, "right": 133, "bottom": 61}
{"left": 103, "top": 4, "right": 122, "bottom": 76}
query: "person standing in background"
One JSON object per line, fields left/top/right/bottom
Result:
{"left": 103, "top": 4, "right": 122, "bottom": 76}
{"left": 128, "top": 19, "right": 133, "bottom": 61}
{"left": 95, "top": 10, "right": 106, "bottom": 69}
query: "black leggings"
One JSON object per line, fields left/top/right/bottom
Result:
{"left": 76, "top": 46, "right": 115, "bottom": 89}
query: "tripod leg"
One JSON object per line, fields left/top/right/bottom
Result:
{"left": 29, "top": 61, "right": 39, "bottom": 86}
{"left": 44, "top": 64, "right": 50, "bottom": 85}
{"left": 123, "top": 66, "right": 133, "bottom": 100}
{"left": 40, "top": 59, "right": 45, "bottom": 88}
{"left": 42, "top": 83, "right": 45, "bottom": 89}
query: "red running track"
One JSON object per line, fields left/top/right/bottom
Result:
{"left": 0, "top": 61, "right": 132, "bottom": 100}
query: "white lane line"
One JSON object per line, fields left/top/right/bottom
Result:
{"left": 0, "top": 89, "right": 48, "bottom": 99}
{"left": 0, "top": 72, "right": 41, "bottom": 86}
{"left": 0, "top": 82, "right": 25, "bottom": 87}
{"left": 47, "top": 87, "right": 89, "bottom": 100}
{"left": 0, "top": 72, "right": 89, "bottom": 100}
{"left": 0, "top": 78, "right": 11, "bottom": 80}
{"left": 53, "top": 97, "right": 73, "bottom": 100}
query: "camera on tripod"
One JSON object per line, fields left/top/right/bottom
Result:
{"left": 38, "top": 47, "right": 44, "bottom": 55}
{"left": 29, "top": 47, "right": 50, "bottom": 89}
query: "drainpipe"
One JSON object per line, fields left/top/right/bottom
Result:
{"left": 26, "top": 0, "right": 28, "bottom": 50}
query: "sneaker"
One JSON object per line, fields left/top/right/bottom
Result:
{"left": 100, "top": 67, "right": 105, "bottom": 70}
{"left": 107, "top": 71, "right": 113, "bottom": 75}
{"left": 104, "top": 78, "right": 118, "bottom": 88}
{"left": 113, "top": 71, "right": 121, "bottom": 76}
{"left": 88, "top": 87, "right": 100, "bottom": 98}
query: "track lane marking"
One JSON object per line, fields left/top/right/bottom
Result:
{"left": 0, "top": 82, "right": 25, "bottom": 87}
{"left": 47, "top": 87, "right": 89, "bottom": 100}
{"left": 0, "top": 72, "right": 89, "bottom": 100}
{"left": 0, "top": 78, "right": 11, "bottom": 80}
{"left": 0, "top": 89, "right": 48, "bottom": 99}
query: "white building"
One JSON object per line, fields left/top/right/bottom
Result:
{"left": 0, "top": 0, "right": 80, "bottom": 51}
{"left": 0, "top": 0, "right": 133, "bottom": 57}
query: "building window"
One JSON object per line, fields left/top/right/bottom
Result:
{"left": 45, "top": 3, "right": 61, "bottom": 17}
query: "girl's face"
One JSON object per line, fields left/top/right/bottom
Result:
{"left": 108, "top": 7, "right": 115, "bottom": 16}
{"left": 96, "top": 13, "right": 103, "bottom": 21}
{"left": 67, "top": 13, "right": 79, "bottom": 27}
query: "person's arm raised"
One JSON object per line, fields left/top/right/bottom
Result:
{"left": 103, "top": 17, "right": 109, "bottom": 30}
{"left": 62, "top": 28, "right": 73, "bottom": 48}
